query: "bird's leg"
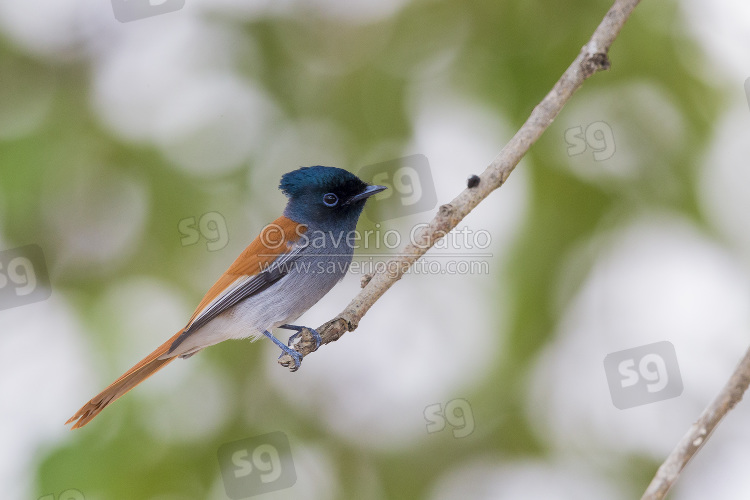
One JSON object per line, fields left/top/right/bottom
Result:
{"left": 280, "top": 324, "right": 322, "bottom": 350}
{"left": 262, "top": 330, "right": 302, "bottom": 371}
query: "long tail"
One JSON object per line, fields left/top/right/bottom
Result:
{"left": 66, "top": 329, "right": 184, "bottom": 429}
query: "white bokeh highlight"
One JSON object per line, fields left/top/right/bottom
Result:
{"left": 91, "top": 15, "right": 279, "bottom": 176}
{"left": 0, "top": 297, "right": 92, "bottom": 500}
{"left": 529, "top": 216, "right": 750, "bottom": 458}
{"left": 681, "top": 0, "right": 750, "bottom": 81}
{"left": 428, "top": 459, "right": 627, "bottom": 500}
{"left": 207, "top": 439, "right": 340, "bottom": 500}
{"left": 0, "top": 0, "right": 109, "bottom": 59}
{"left": 560, "top": 81, "right": 687, "bottom": 187}
{"left": 699, "top": 102, "right": 750, "bottom": 262}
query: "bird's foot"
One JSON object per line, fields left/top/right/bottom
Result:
{"left": 280, "top": 324, "right": 322, "bottom": 350}
{"left": 262, "top": 330, "right": 303, "bottom": 371}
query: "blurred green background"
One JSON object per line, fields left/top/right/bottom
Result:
{"left": 2, "top": 0, "right": 750, "bottom": 499}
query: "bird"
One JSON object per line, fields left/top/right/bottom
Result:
{"left": 66, "top": 166, "right": 386, "bottom": 429}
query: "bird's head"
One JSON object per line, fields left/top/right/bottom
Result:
{"left": 279, "top": 166, "right": 386, "bottom": 229}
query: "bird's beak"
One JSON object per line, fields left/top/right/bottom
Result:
{"left": 345, "top": 184, "right": 387, "bottom": 205}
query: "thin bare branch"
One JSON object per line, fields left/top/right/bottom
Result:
{"left": 279, "top": 0, "right": 642, "bottom": 368}
{"left": 641, "top": 348, "right": 750, "bottom": 500}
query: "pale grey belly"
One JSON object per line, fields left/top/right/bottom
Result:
{"left": 234, "top": 250, "right": 353, "bottom": 333}
{"left": 167, "top": 247, "right": 352, "bottom": 357}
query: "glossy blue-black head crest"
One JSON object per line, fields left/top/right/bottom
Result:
{"left": 279, "top": 166, "right": 367, "bottom": 199}
{"left": 278, "top": 166, "right": 377, "bottom": 228}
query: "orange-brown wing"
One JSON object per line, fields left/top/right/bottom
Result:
{"left": 166, "top": 216, "right": 307, "bottom": 354}
{"left": 66, "top": 217, "right": 307, "bottom": 429}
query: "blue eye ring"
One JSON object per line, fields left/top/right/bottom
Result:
{"left": 323, "top": 193, "right": 338, "bottom": 207}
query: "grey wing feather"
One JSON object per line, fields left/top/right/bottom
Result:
{"left": 166, "top": 242, "right": 308, "bottom": 354}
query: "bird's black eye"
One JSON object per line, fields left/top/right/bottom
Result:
{"left": 323, "top": 193, "right": 338, "bottom": 207}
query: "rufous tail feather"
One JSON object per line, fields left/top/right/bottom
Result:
{"left": 66, "top": 329, "right": 184, "bottom": 429}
